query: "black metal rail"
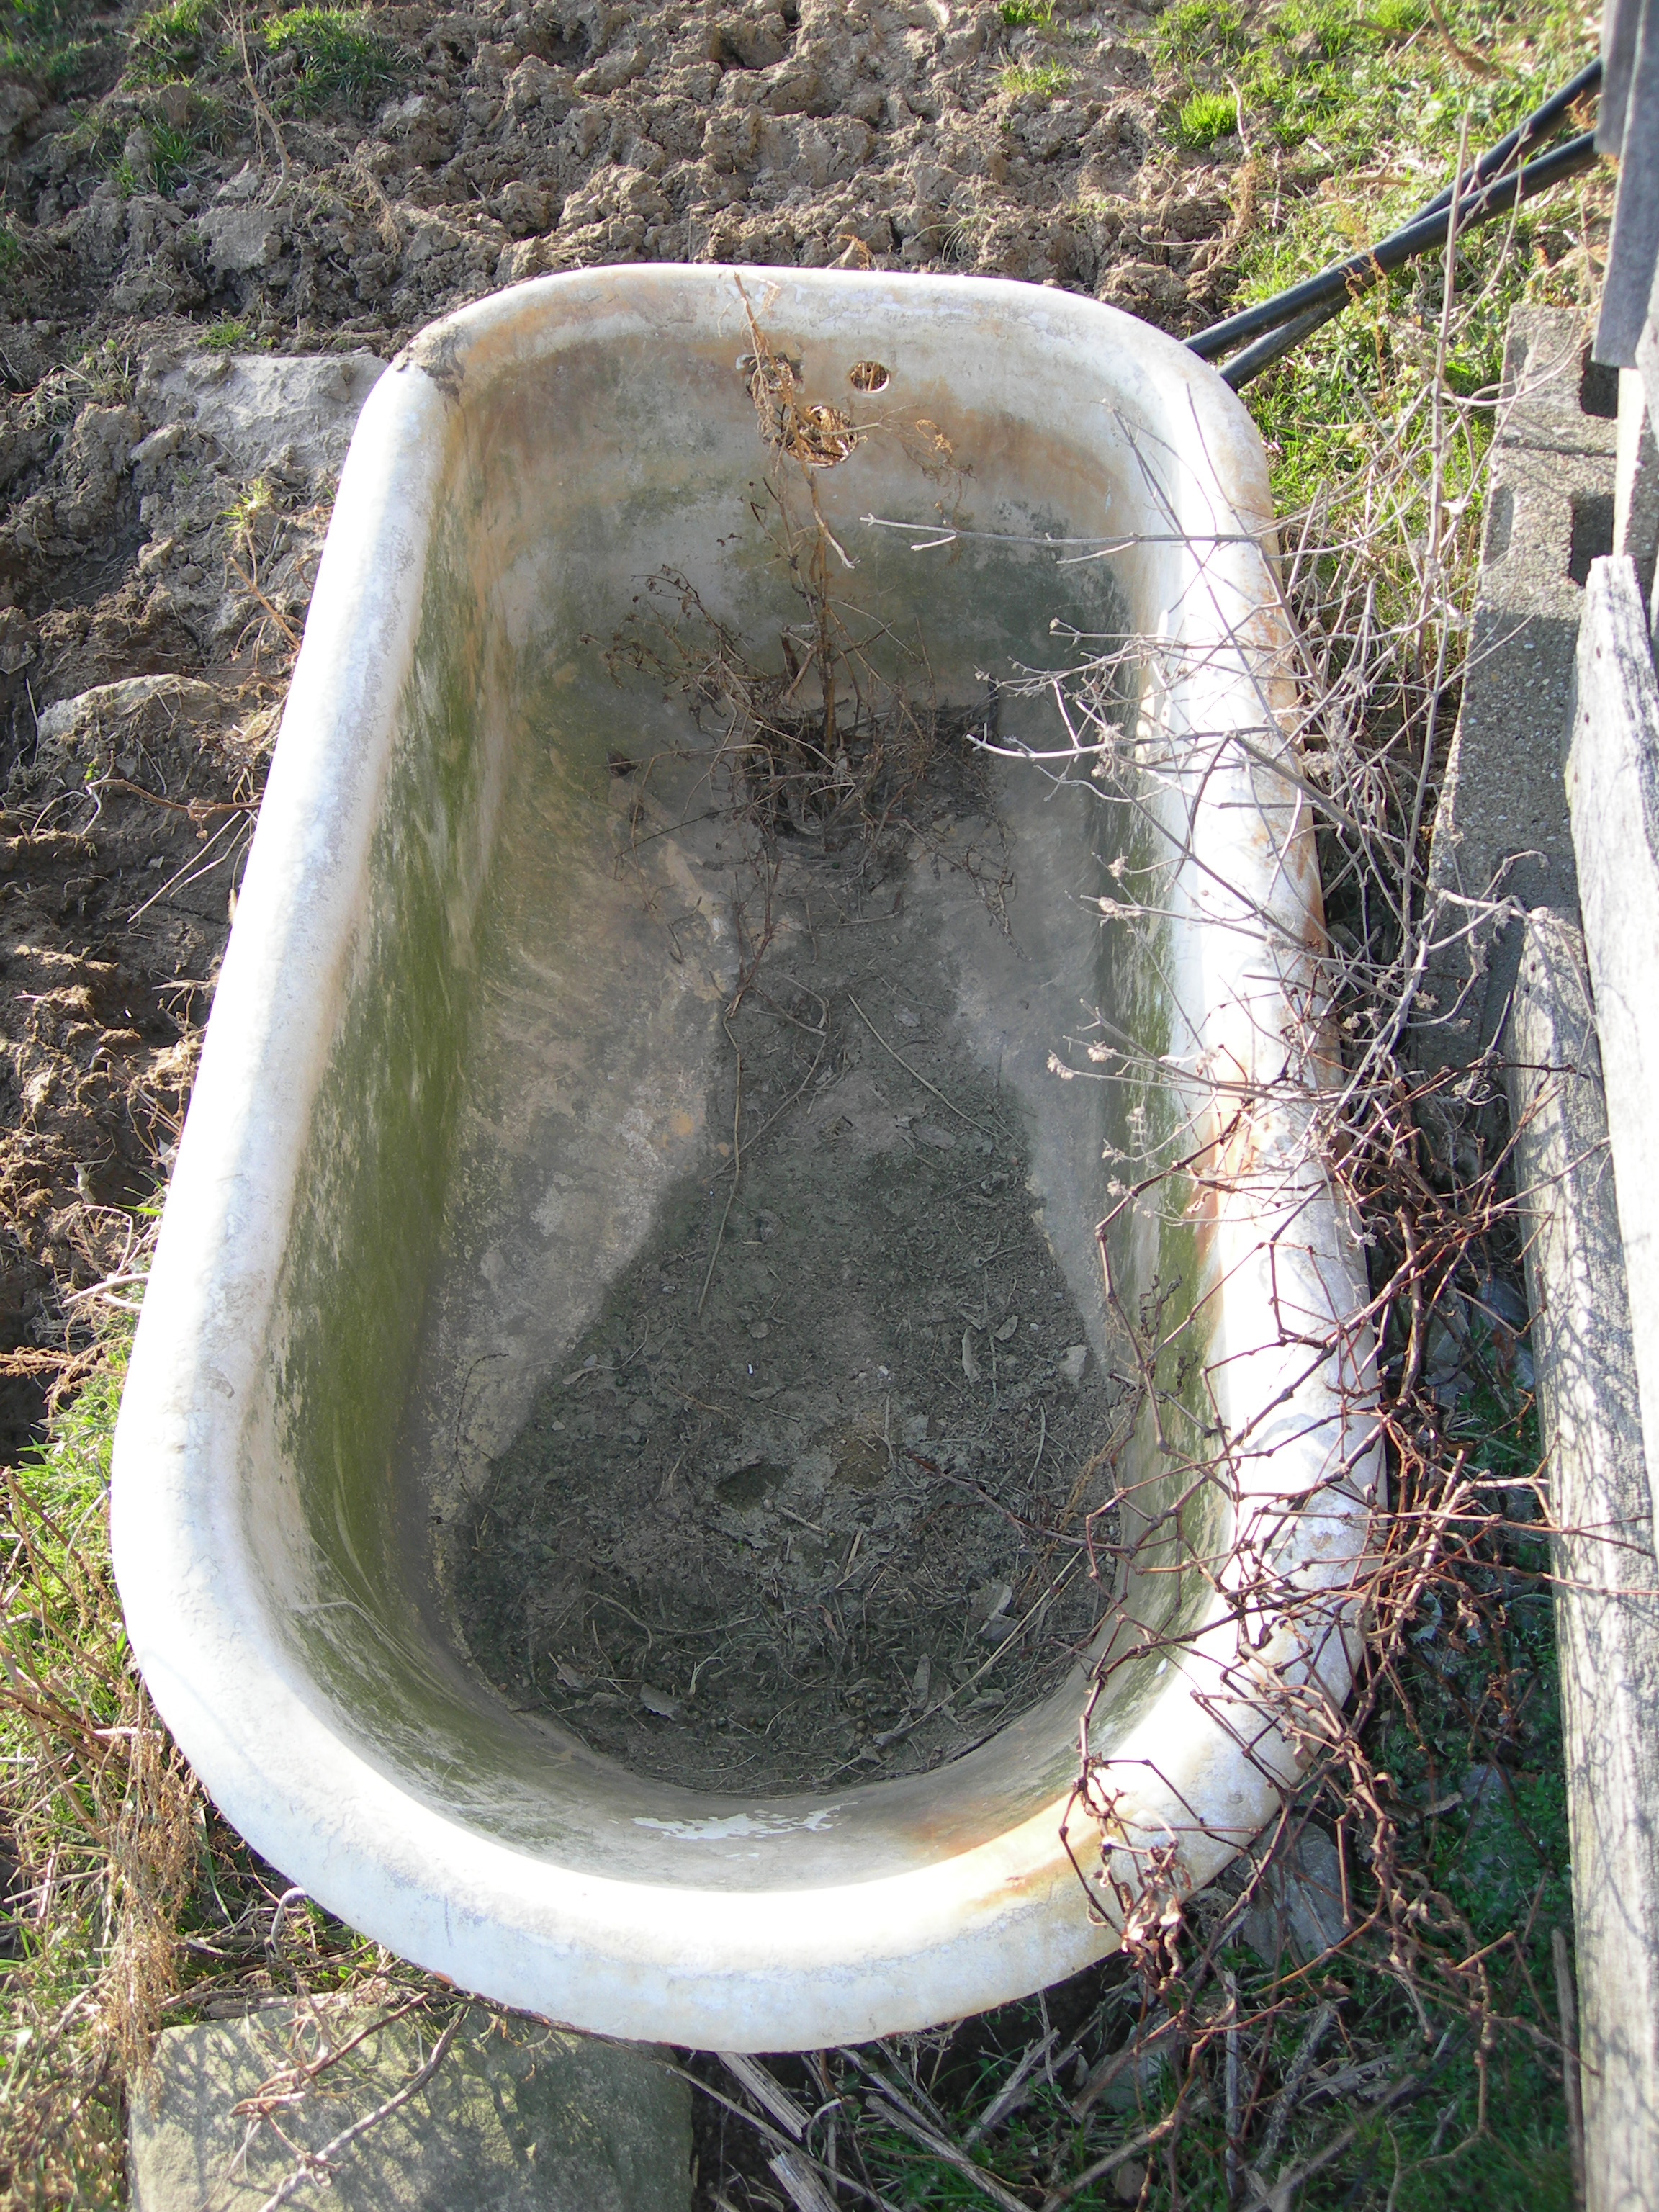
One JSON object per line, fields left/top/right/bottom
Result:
{"left": 1190, "top": 58, "right": 1604, "bottom": 390}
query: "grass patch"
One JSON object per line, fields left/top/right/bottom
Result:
{"left": 999, "top": 0, "right": 1053, "bottom": 23}
{"left": 999, "top": 57, "right": 1074, "bottom": 99}
{"left": 125, "top": 0, "right": 215, "bottom": 83}
{"left": 1157, "top": 0, "right": 1596, "bottom": 187}
{"left": 261, "top": 5, "right": 403, "bottom": 111}
{"left": 202, "top": 314, "right": 252, "bottom": 351}
{"left": 0, "top": 1301, "right": 461, "bottom": 2202}
{"left": 1177, "top": 86, "right": 1239, "bottom": 145}
{"left": 0, "top": 1322, "right": 167, "bottom": 2203}
{"left": 102, "top": 88, "right": 225, "bottom": 194}
{"left": 1156, "top": 0, "right": 1250, "bottom": 69}
{"left": 135, "top": 115, "right": 198, "bottom": 193}
{"left": 0, "top": 0, "right": 105, "bottom": 92}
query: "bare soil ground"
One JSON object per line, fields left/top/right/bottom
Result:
{"left": 0, "top": 0, "right": 1244, "bottom": 1478}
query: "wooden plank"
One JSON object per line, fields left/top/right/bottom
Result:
{"left": 1565, "top": 552, "right": 1659, "bottom": 1507}
{"left": 1596, "top": 0, "right": 1659, "bottom": 366}
{"left": 1508, "top": 911, "right": 1659, "bottom": 2211}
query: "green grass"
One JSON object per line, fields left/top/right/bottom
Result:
{"left": 0, "top": 1298, "right": 444, "bottom": 2202}
{"left": 125, "top": 0, "right": 214, "bottom": 83}
{"left": 0, "top": 1325, "right": 143, "bottom": 2203}
{"left": 1158, "top": 0, "right": 1593, "bottom": 178}
{"left": 1177, "top": 85, "right": 1239, "bottom": 145}
{"left": 999, "top": 0, "right": 1054, "bottom": 24}
{"left": 999, "top": 57, "right": 1074, "bottom": 99}
{"left": 0, "top": 0, "right": 104, "bottom": 92}
{"left": 1156, "top": 0, "right": 1250, "bottom": 69}
{"left": 1159, "top": 0, "right": 1599, "bottom": 554}
{"left": 202, "top": 314, "right": 252, "bottom": 351}
{"left": 261, "top": 5, "right": 403, "bottom": 111}
{"left": 97, "top": 90, "right": 224, "bottom": 196}
{"left": 143, "top": 116, "right": 196, "bottom": 192}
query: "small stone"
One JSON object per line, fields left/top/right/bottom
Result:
{"left": 35, "top": 674, "right": 215, "bottom": 752}
{"left": 1241, "top": 1827, "right": 1348, "bottom": 1969}
{"left": 914, "top": 1122, "right": 956, "bottom": 1148}
{"left": 201, "top": 202, "right": 285, "bottom": 275}
{"left": 0, "top": 607, "right": 33, "bottom": 674}
{"left": 1058, "top": 1344, "right": 1089, "bottom": 1386}
{"left": 968, "top": 1579, "right": 1012, "bottom": 1626}
{"left": 639, "top": 1683, "right": 680, "bottom": 1719}
{"left": 1097, "top": 2009, "right": 1182, "bottom": 2113}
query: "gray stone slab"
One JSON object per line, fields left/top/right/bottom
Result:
{"left": 1421, "top": 307, "right": 1617, "bottom": 1065}
{"left": 129, "top": 2001, "right": 692, "bottom": 2212}
{"left": 1506, "top": 908, "right": 1659, "bottom": 2212}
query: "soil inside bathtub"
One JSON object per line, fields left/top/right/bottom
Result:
{"left": 448, "top": 733, "right": 1123, "bottom": 1796}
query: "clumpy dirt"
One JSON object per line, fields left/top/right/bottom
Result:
{"left": 0, "top": 0, "right": 1258, "bottom": 1466}
{"left": 450, "top": 865, "right": 1121, "bottom": 1795}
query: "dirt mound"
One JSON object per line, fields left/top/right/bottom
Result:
{"left": 0, "top": 0, "right": 1238, "bottom": 351}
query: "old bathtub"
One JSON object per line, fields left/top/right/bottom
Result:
{"left": 112, "top": 268, "right": 1374, "bottom": 2049}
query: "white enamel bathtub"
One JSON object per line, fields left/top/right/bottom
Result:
{"left": 112, "top": 268, "right": 1374, "bottom": 2050}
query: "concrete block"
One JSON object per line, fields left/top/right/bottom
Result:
{"left": 1422, "top": 308, "right": 1617, "bottom": 1064}
{"left": 128, "top": 2001, "right": 692, "bottom": 2212}
{"left": 1564, "top": 552, "right": 1659, "bottom": 1507}
{"left": 1506, "top": 907, "right": 1659, "bottom": 2212}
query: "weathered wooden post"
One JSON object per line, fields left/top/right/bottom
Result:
{"left": 1508, "top": 904, "right": 1659, "bottom": 2211}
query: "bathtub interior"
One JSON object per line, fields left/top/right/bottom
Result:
{"left": 246, "top": 283, "right": 1246, "bottom": 1889}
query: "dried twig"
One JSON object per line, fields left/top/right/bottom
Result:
{"left": 845, "top": 994, "right": 997, "bottom": 1135}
